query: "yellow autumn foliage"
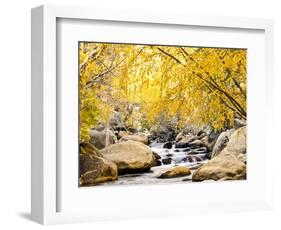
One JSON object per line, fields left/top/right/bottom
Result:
{"left": 79, "top": 42, "right": 246, "bottom": 141}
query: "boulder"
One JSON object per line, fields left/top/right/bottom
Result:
{"left": 192, "top": 153, "right": 246, "bottom": 181}
{"left": 95, "top": 123, "right": 106, "bottom": 131}
{"left": 109, "top": 111, "right": 126, "bottom": 131}
{"left": 117, "top": 131, "right": 131, "bottom": 139}
{"left": 79, "top": 142, "right": 103, "bottom": 157}
{"left": 120, "top": 133, "right": 148, "bottom": 145}
{"left": 101, "top": 140, "right": 155, "bottom": 174}
{"left": 189, "top": 139, "right": 205, "bottom": 148}
{"left": 192, "top": 146, "right": 208, "bottom": 154}
{"left": 163, "top": 142, "right": 173, "bottom": 149}
{"left": 174, "top": 135, "right": 198, "bottom": 148}
{"left": 159, "top": 166, "right": 191, "bottom": 178}
{"left": 179, "top": 134, "right": 197, "bottom": 143}
{"left": 175, "top": 132, "right": 184, "bottom": 142}
{"left": 196, "top": 146, "right": 208, "bottom": 152}
{"left": 237, "top": 153, "right": 247, "bottom": 164}
{"left": 200, "top": 131, "right": 220, "bottom": 152}
{"left": 220, "top": 126, "right": 247, "bottom": 157}
{"left": 79, "top": 154, "right": 118, "bottom": 185}
{"left": 152, "top": 151, "right": 161, "bottom": 160}
{"left": 153, "top": 160, "right": 162, "bottom": 167}
{"left": 211, "top": 129, "right": 234, "bottom": 158}
{"left": 205, "top": 152, "right": 213, "bottom": 159}
{"left": 151, "top": 151, "right": 162, "bottom": 167}
{"left": 89, "top": 129, "right": 116, "bottom": 149}
{"left": 234, "top": 118, "right": 247, "bottom": 129}
{"left": 175, "top": 142, "right": 189, "bottom": 148}
{"left": 162, "top": 158, "right": 172, "bottom": 165}
{"left": 197, "top": 130, "right": 207, "bottom": 138}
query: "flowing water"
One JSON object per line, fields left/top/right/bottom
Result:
{"left": 102, "top": 142, "right": 209, "bottom": 186}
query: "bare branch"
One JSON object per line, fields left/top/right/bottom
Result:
{"left": 157, "top": 47, "right": 185, "bottom": 66}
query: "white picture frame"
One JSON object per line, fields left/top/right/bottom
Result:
{"left": 31, "top": 4, "right": 274, "bottom": 225}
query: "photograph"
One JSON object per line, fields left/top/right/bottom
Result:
{"left": 27, "top": 2, "right": 276, "bottom": 226}
{"left": 78, "top": 42, "right": 247, "bottom": 187}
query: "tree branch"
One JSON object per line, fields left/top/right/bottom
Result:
{"left": 79, "top": 46, "right": 105, "bottom": 75}
{"left": 157, "top": 47, "right": 185, "bottom": 66}
{"left": 159, "top": 47, "right": 247, "bottom": 117}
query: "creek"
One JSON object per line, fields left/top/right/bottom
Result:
{"left": 102, "top": 142, "right": 209, "bottom": 186}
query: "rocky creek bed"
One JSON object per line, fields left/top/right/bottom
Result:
{"left": 98, "top": 142, "right": 209, "bottom": 186}
{"left": 79, "top": 115, "right": 247, "bottom": 186}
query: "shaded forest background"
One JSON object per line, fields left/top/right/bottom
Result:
{"left": 79, "top": 42, "right": 246, "bottom": 142}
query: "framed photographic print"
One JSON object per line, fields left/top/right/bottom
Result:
{"left": 31, "top": 5, "right": 274, "bottom": 225}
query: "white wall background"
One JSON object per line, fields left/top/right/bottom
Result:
{"left": 0, "top": 0, "right": 280, "bottom": 229}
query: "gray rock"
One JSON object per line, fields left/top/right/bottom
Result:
{"left": 119, "top": 133, "right": 148, "bottom": 145}
{"left": 194, "top": 146, "right": 208, "bottom": 153}
{"left": 89, "top": 129, "right": 116, "bottom": 149}
{"left": 175, "top": 132, "right": 184, "bottom": 142}
{"left": 200, "top": 131, "right": 220, "bottom": 151}
{"left": 95, "top": 123, "right": 106, "bottom": 131}
{"left": 178, "top": 134, "right": 198, "bottom": 143}
{"left": 175, "top": 142, "right": 189, "bottom": 148}
{"left": 174, "top": 134, "right": 198, "bottom": 148}
{"left": 197, "top": 130, "right": 207, "bottom": 138}
{"left": 163, "top": 142, "right": 173, "bottom": 149}
{"left": 234, "top": 118, "right": 247, "bottom": 129}
{"left": 109, "top": 111, "right": 126, "bottom": 131}
{"left": 211, "top": 129, "right": 234, "bottom": 158}
{"left": 189, "top": 139, "right": 204, "bottom": 148}
{"left": 162, "top": 158, "right": 172, "bottom": 165}
{"left": 220, "top": 126, "right": 247, "bottom": 157}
